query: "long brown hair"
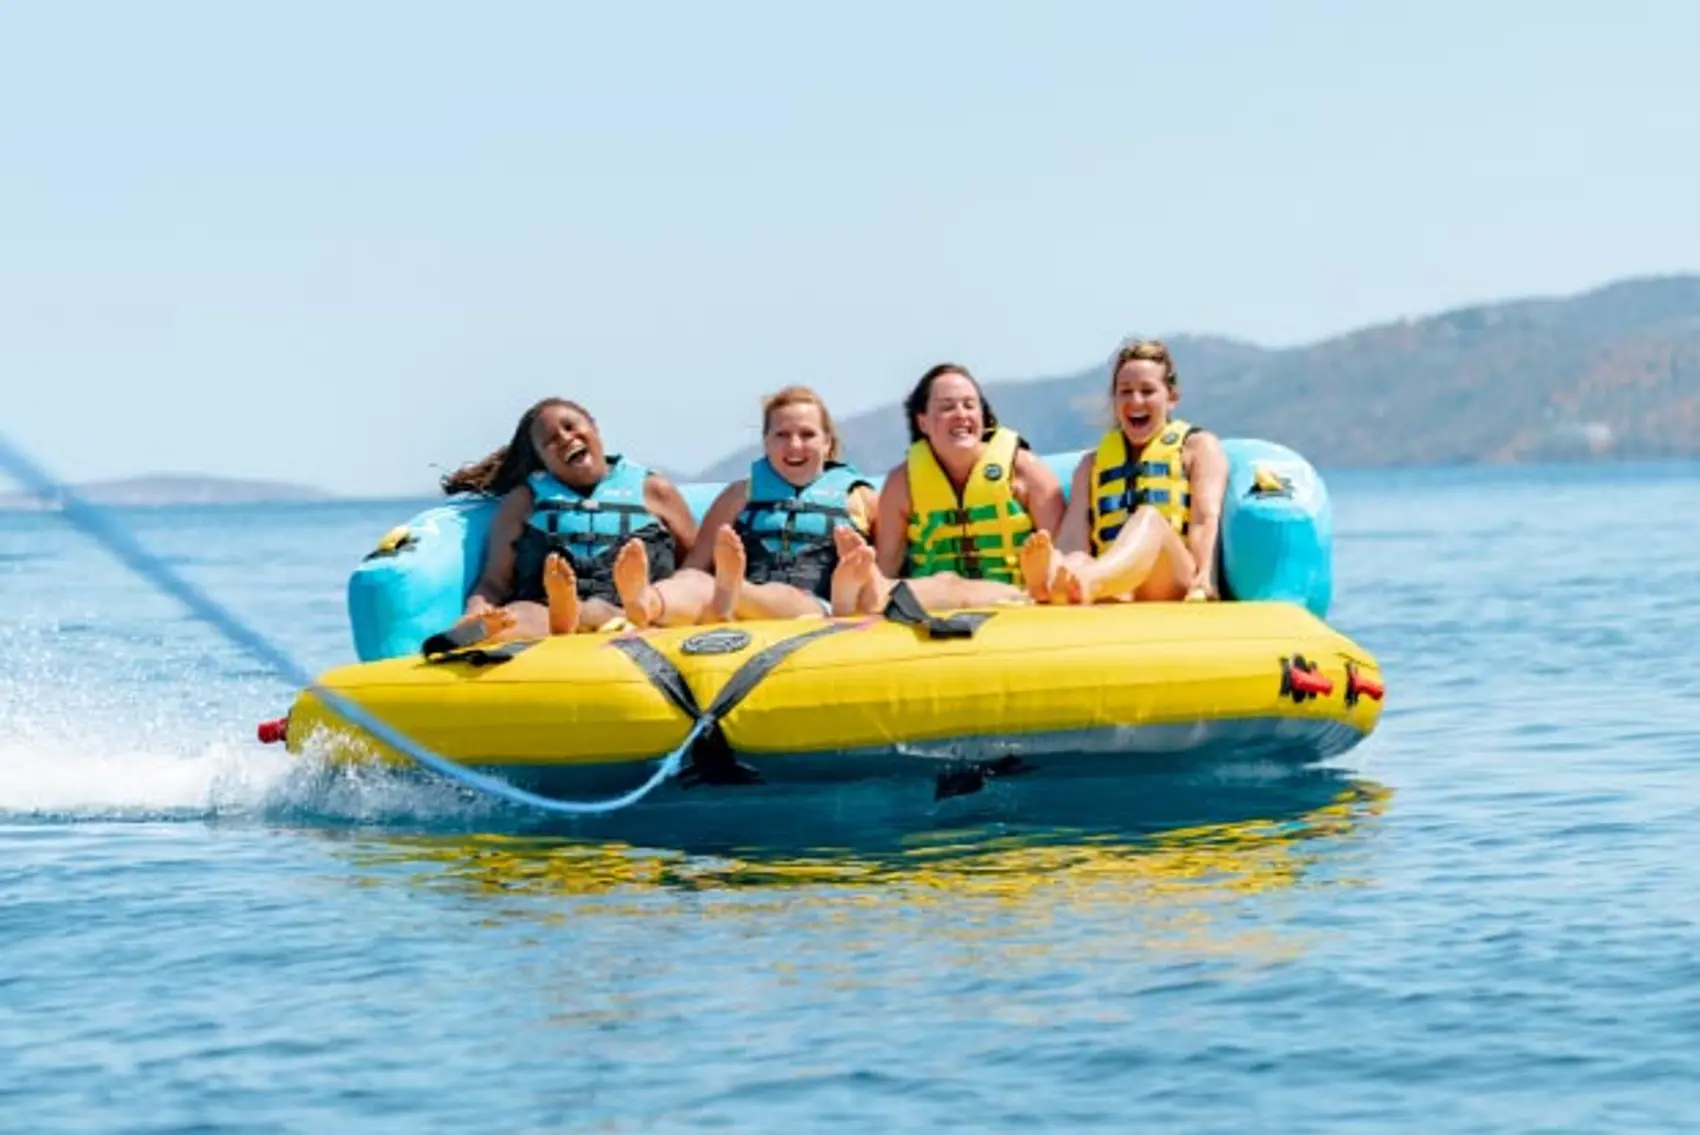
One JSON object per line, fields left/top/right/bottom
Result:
{"left": 903, "top": 363, "right": 1001, "bottom": 444}
{"left": 761, "top": 385, "right": 842, "bottom": 461}
{"left": 440, "top": 397, "right": 594, "bottom": 496}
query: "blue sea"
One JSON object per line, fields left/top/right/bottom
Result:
{"left": 3, "top": 462, "right": 1699, "bottom": 1132}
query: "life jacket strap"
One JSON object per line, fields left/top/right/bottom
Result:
{"left": 533, "top": 499, "right": 651, "bottom": 548}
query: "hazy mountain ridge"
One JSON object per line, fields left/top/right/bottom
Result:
{"left": 695, "top": 274, "right": 1700, "bottom": 480}
{"left": 0, "top": 474, "right": 334, "bottom": 511}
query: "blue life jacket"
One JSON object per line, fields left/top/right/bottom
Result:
{"left": 511, "top": 456, "right": 673, "bottom": 604}
{"left": 734, "top": 459, "right": 871, "bottom": 599}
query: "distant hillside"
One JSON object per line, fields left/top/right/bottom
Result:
{"left": 0, "top": 474, "right": 334, "bottom": 511}
{"left": 696, "top": 274, "right": 1700, "bottom": 479}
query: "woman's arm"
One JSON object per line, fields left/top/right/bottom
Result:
{"left": 644, "top": 473, "right": 702, "bottom": 561}
{"left": 680, "top": 482, "right": 748, "bottom": 572}
{"left": 1012, "top": 448, "right": 1066, "bottom": 536}
{"left": 1054, "top": 452, "right": 1095, "bottom": 556}
{"left": 873, "top": 464, "right": 911, "bottom": 578}
{"left": 465, "top": 487, "right": 531, "bottom": 613}
{"left": 1182, "top": 431, "right": 1229, "bottom": 596}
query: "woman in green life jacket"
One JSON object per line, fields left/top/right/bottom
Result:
{"left": 831, "top": 363, "right": 1065, "bottom": 615}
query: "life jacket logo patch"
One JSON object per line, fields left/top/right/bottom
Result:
{"left": 983, "top": 463, "right": 1004, "bottom": 482}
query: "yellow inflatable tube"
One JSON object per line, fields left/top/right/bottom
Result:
{"left": 282, "top": 595, "right": 1384, "bottom": 791}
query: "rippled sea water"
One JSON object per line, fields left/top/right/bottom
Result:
{"left": 3, "top": 463, "right": 1699, "bottom": 1132}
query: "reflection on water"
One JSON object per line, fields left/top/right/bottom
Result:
{"left": 327, "top": 763, "right": 1390, "bottom": 965}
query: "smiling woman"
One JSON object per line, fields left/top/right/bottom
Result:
{"left": 617, "top": 385, "right": 880, "bottom": 625}
{"left": 1019, "top": 339, "right": 1230, "bottom": 605}
{"left": 853, "top": 363, "right": 1066, "bottom": 613}
{"left": 426, "top": 398, "right": 708, "bottom": 646}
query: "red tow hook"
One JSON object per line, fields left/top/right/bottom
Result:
{"left": 1345, "top": 662, "right": 1384, "bottom": 707}
{"left": 256, "top": 716, "right": 289, "bottom": 745}
{"left": 1280, "top": 654, "right": 1334, "bottom": 703}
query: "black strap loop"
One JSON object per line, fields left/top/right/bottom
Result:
{"left": 421, "top": 637, "right": 537, "bottom": 666}
{"left": 881, "top": 581, "right": 993, "bottom": 640}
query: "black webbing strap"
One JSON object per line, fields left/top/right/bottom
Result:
{"left": 880, "top": 581, "right": 993, "bottom": 640}
{"left": 606, "top": 620, "right": 855, "bottom": 786}
{"left": 420, "top": 638, "right": 537, "bottom": 667}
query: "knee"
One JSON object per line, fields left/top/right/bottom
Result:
{"left": 1112, "top": 507, "right": 1168, "bottom": 545}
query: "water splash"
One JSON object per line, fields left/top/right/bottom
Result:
{"left": 0, "top": 736, "right": 294, "bottom": 822}
{"left": 0, "top": 724, "right": 520, "bottom": 829}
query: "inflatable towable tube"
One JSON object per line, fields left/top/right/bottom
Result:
{"left": 346, "top": 438, "right": 1334, "bottom": 663}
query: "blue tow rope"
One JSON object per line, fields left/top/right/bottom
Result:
{"left": 0, "top": 432, "right": 697, "bottom": 815}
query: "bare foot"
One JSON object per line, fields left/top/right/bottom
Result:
{"left": 833, "top": 525, "right": 866, "bottom": 558}
{"left": 439, "top": 604, "right": 517, "bottom": 650}
{"left": 1053, "top": 560, "right": 1090, "bottom": 605}
{"left": 613, "top": 539, "right": 663, "bottom": 628}
{"left": 1019, "top": 530, "right": 1056, "bottom": 602}
{"left": 543, "top": 552, "right": 580, "bottom": 634}
{"left": 831, "top": 543, "right": 881, "bottom": 616}
{"left": 485, "top": 606, "right": 519, "bottom": 640}
{"left": 711, "top": 526, "right": 746, "bottom": 621}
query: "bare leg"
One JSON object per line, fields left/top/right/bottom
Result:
{"left": 578, "top": 599, "right": 626, "bottom": 631}
{"left": 613, "top": 538, "right": 715, "bottom": 628}
{"left": 493, "top": 602, "right": 550, "bottom": 638}
{"left": 830, "top": 526, "right": 1025, "bottom": 614}
{"left": 439, "top": 604, "right": 518, "bottom": 646}
{"left": 1053, "top": 507, "right": 1194, "bottom": 604}
{"left": 437, "top": 601, "right": 548, "bottom": 648}
{"left": 736, "top": 582, "right": 829, "bottom": 621}
{"left": 904, "top": 574, "right": 1028, "bottom": 610}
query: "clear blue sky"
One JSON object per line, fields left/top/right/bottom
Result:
{"left": 4, "top": 0, "right": 1697, "bottom": 496}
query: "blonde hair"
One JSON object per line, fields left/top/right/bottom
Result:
{"left": 761, "top": 385, "right": 841, "bottom": 461}
{"left": 1110, "top": 338, "right": 1179, "bottom": 390}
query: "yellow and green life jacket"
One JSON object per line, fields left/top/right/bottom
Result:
{"left": 904, "top": 425, "right": 1034, "bottom": 584}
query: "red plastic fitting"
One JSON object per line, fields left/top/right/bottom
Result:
{"left": 1346, "top": 664, "right": 1384, "bottom": 704}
